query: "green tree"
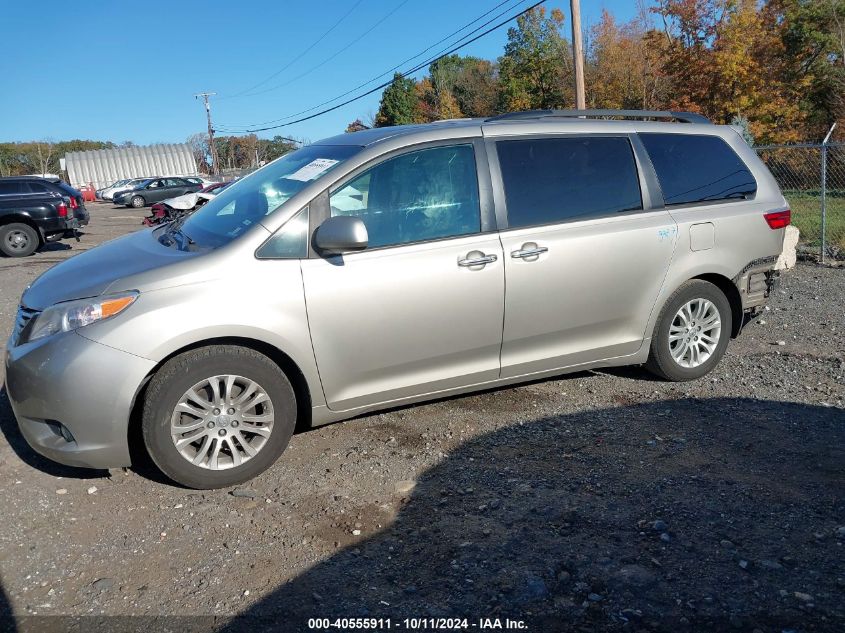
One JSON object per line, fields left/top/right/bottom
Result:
{"left": 259, "top": 135, "right": 298, "bottom": 162}
{"left": 374, "top": 73, "right": 417, "bottom": 127}
{"left": 498, "top": 7, "right": 572, "bottom": 111}
{"left": 777, "top": 0, "right": 845, "bottom": 135}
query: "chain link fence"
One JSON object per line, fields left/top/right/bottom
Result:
{"left": 755, "top": 142, "right": 845, "bottom": 262}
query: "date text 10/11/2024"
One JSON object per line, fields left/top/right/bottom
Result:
{"left": 307, "top": 617, "right": 529, "bottom": 630}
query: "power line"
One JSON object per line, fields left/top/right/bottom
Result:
{"left": 217, "top": 0, "right": 524, "bottom": 131}
{"left": 222, "top": 0, "right": 366, "bottom": 99}
{"left": 239, "top": 0, "right": 545, "bottom": 133}
{"left": 241, "top": 0, "right": 545, "bottom": 133}
{"left": 227, "top": 0, "right": 412, "bottom": 101}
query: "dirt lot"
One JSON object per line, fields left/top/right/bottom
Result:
{"left": 0, "top": 203, "right": 843, "bottom": 632}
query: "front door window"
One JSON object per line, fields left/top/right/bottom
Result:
{"left": 329, "top": 144, "right": 481, "bottom": 248}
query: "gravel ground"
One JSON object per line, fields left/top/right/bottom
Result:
{"left": 0, "top": 204, "right": 843, "bottom": 632}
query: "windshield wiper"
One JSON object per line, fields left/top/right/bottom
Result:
{"left": 161, "top": 214, "right": 196, "bottom": 249}
{"left": 165, "top": 213, "right": 196, "bottom": 246}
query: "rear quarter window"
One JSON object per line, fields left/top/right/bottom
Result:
{"left": 55, "top": 182, "right": 80, "bottom": 196}
{"left": 639, "top": 133, "right": 757, "bottom": 206}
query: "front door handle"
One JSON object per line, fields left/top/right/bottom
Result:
{"left": 458, "top": 252, "right": 498, "bottom": 267}
{"left": 511, "top": 243, "right": 549, "bottom": 259}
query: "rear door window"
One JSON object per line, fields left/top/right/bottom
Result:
{"left": 495, "top": 136, "right": 642, "bottom": 229}
{"left": 639, "top": 133, "right": 757, "bottom": 205}
{"left": 0, "top": 182, "right": 22, "bottom": 195}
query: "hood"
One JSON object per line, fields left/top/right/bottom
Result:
{"left": 22, "top": 229, "right": 195, "bottom": 310}
{"left": 162, "top": 192, "right": 200, "bottom": 210}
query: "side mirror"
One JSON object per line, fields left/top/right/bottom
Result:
{"left": 314, "top": 216, "right": 368, "bottom": 254}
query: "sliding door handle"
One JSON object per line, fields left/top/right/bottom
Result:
{"left": 511, "top": 245, "right": 548, "bottom": 259}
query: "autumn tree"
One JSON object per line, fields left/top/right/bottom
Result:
{"left": 588, "top": 5, "right": 668, "bottom": 110}
{"left": 432, "top": 56, "right": 499, "bottom": 117}
{"left": 345, "top": 119, "right": 369, "bottom": 133}
{"left": 651, "top": 0, "right": 806, "bottom": 143}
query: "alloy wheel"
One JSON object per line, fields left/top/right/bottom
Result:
{"left": 170, "top": 374, "right": 275, "bottom": 470}
{"left": 668, "top": 298, "right": 722, "bottom": 368}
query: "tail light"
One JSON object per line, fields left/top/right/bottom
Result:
{"left": 57, "top": 201, "right": 68, "bottom": 218}
{"left": 764, "top": 209, "right": 790, "bottom": 229}
{"left": 69, "top": 196, "right": 79, "bottom": 209}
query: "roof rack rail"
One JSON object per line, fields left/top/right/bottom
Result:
{"left": 485, "top": 109, "right": 711, "bottom": 124}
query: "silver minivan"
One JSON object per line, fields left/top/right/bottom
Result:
{"left": 6, "top": 110, "right": 790, "bottom": 488}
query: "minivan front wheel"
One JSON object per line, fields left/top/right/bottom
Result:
{"left": 646, "top": 280, "right": 732, "bottom": 381}
{"left": 130, "top": 195, "right": 145, "bottom": 208}
{"left": 142, "top": 345, "right": 297, "bottom": 489}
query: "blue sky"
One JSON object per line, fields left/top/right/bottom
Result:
{"left": 0, "top": 0, "right": 641, "bottom": 145}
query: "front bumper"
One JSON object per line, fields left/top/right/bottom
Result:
{"left": 5, "top": 331, "right": 156, "bottom": 469}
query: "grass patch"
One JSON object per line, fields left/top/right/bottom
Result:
{"left": 781, "top": 190, "right": 845, "bottom": 250}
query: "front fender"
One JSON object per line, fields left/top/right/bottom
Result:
{"left": 77, "top": 262, "right": 325, "bottom": 407}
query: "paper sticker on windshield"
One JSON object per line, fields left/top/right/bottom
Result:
{"left": 286, "top": 158, "right": 340, "bottom": 182}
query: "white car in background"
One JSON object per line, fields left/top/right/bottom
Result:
{"left": 156, "top": 181, "right": 231, "bottom": 211}
{"left": 102, "top": 178, "right": 149, "bottom": 200}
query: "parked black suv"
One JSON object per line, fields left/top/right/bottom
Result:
{"left": 112, "top": 177, "right": 203, "bottom": 208}
{"left": 0, "top": 176, "right": 90, "bottom": 257}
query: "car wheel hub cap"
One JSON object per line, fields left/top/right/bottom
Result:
{"left": 668, "top": 299, "right": 721, "bottom": 369}
{"left": 170, "top": 374, "right": 274, "bottom": 470}
{"left": 8, "top": 232, "right": 27, "bottom": 248}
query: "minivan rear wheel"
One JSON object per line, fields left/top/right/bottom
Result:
{"left": 645, "top": 280, "right": 732, "bottom": 381}
{"left": 142, "top": 345, "right": 296, "bottom": 489}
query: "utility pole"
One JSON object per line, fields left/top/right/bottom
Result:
{"left": 194, "top": 92, "right": 219, "bottom": 176}
{"left": 570, "top": 0, "right": 586, "bottom": 109}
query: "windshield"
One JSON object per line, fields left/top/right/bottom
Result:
{"left": 171, "top": 144, "right": 360, "bottom": 249}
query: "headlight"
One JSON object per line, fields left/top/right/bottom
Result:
{"left": 23, "top": 291, "right": 138, "bottom": 344}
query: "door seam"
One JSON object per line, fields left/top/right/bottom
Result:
{"left": 496, "top": 231, "right": 506, "bottom": 379}
{"left": 298, "top": 260, "right": 332, "bottom": 409}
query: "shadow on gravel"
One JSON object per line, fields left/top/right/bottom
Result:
{"left": 221, "top": 397, "right": 844, "bottom": 633}
{"left": 0, "top": 574, "right": 14, "bottom": 633}
{"left": 0, "top": 386, "right": 107, "bottom": 480}
{"left": 38, "top": 242, "right": 73, "bottom": 253}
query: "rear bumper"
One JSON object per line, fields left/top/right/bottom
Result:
{"left": 75, "top": 205, "right": 90, "bottom": 227}
{"left": 5, "top": 331, "right": 156, "bottom": 469}
{"left": 35, "top": 215, "right": 85, "bottom": 238}
{"left": 734, "top": 255, "right": 779, "bottom": 311}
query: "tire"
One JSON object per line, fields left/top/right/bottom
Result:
{"left": 142, "top": 345, "right": 297, "bottom": 489}
{"left": 130, "top": 195, "right": 146, "bottom": 208}
{"left": 645, "top": 280, "right": 732, "bottom": 382}
{"left": 0, "top": 223, "right": 39, "bottom": 257}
